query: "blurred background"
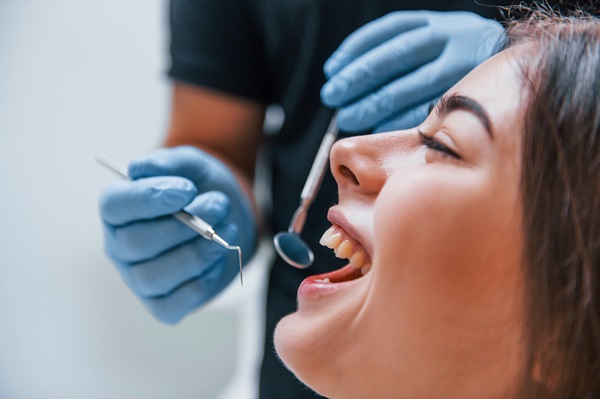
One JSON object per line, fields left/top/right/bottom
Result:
{"left": 0, "top": 1, "right": 271, "bottom": 398}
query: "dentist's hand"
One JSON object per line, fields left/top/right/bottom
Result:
{"left": 321, "top": 11, "right": 504, "bottom": 132}
{"left": 99, "top": 146, "right": 257, "bottom": 324}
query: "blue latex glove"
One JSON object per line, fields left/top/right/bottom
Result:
{"left": 99, "top": 146, "right": 257, "bottom": 324}
{"left": 321, "top": 11, "right": 504, "bottom": 132}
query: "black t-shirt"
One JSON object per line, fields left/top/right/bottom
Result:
{"left": 166, "top": 1, "right": 544, "bottom": 398}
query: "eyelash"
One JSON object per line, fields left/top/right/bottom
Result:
{"left": 418, "top": 130, "right": 461, "bottom": 160}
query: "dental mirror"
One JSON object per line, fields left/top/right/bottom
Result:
{"left": 274, "top": 230, "right": 314, "bottom": 269}
{"left": 274, "top": 111, "right": 339, "bottom": 269}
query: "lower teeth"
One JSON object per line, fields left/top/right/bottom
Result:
{"left": 315, "top": 278, "right": 331, "bottom": 284}
{"left": 361, "top": 264, "right": 372, "bottom": 276}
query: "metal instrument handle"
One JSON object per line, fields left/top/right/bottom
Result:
{"left": 300, "top": 111, "right": 339, "bottom": 202}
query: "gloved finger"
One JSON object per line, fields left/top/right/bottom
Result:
{"left": 323, "top": 11, "right": 429, "bottom": 78}
{"left": 373, "top": 99, "right": 439, "bottom": 133}
{"left": 142, "top": 273, "right": 226, "bottom": 325}
{"left": 143, "top": 234, "right": 241, "bottom": 326}
{"left": 321, "top": 25, "right": 444, "bottom": 107}
{"left": 118, "top": 223, "right": 238, "bottom": 299}
{"left": 337, "top": 57, "right": 462, "bottom": 132}
{"left": 129, "top": 146, "right": 214, "bottom": 182}
{"left": 99, "top": 176, "right": 197, "bottom": 226}
{"left": 128, "top": 146, "right": 242, "bottom": 197}
{"left": 104, "top": 191, "right": 230, "bottom": 263}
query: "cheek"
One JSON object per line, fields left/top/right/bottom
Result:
{"left": 377, "top": 170, "right": 478, "bottom": 265}
{"left": 363, "top": 169, "right": 525, "bottom": 385}
{"left": 373, "top": 168, "right": 522, "bottom": 273}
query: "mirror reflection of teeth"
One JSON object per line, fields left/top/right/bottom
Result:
{"left": 319, "top": 225, "right": 372, "bottom": 276}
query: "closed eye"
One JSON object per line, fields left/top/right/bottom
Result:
{"left": 418, "top": 130, "right": 461, "bottom": 160}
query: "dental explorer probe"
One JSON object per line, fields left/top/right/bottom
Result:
{"left": 96, "top": 154, "right": 244, "bottom": 286}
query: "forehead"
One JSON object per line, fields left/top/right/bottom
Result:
{"left": 447, "top": 47, "right": 525, "bottom": 137}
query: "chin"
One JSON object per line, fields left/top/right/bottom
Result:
{"left": 274, "top": 314, "right": 320, "bottom": 379}
{"left": 274, "top": 313, "right": 342, "bottom": 398}
{"left": 273, "top": 315, "right": 300, "bottom": 375}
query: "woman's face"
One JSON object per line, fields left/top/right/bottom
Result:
{"left": 274, "top": 48, "right": 528, "bottom": 398}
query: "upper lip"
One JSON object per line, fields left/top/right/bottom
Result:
{"left": 326, "top": 207, "right": 373, "bottom": 258}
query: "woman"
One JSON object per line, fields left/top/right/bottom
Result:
{"left": 274, "top": 9, "right": 600, "bottom": 398}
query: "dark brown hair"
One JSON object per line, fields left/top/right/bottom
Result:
{"left": 505, "top": 7, "right": 600, "bottom": 398}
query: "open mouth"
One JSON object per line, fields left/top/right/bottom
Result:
{"left": 314, "top": 224, "right": 372, "bottom": 284}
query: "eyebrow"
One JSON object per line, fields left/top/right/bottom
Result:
{"left": 432, "top": 94, "right": 494, "bottom": 139}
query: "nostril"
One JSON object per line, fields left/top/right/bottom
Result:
{"left": 339, "top": 165, "right": 359, "bottom": 185}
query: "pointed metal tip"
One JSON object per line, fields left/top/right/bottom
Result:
{"left": 211, "top": 234, "right": 243, "bottom": 287}
{"left": 237, "top": 246, "right": 243, "bottom": 287}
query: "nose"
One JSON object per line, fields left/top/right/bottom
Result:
{"left": 329, "top": 130, "right": 423, "bottom": 196}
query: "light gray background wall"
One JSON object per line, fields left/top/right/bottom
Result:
{"left": 0, "top": 1, "right": 269, "bottom": 398}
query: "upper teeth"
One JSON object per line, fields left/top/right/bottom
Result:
{"left": 319, "top": 225, "right": 372, "bottom": 275}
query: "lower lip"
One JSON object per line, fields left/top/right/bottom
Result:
{"left": 297, "top": 264, "right": 364, "bottom": 299}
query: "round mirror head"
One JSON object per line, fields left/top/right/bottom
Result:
{"left": 273, "top": 232, "right": 314, "bottom": 269}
